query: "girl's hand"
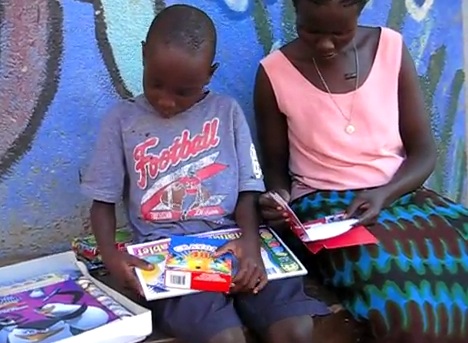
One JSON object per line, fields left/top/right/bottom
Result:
{"left": 346, "top": 188, "right": 392, "bottom": 226}
{"left": 258, "top": 189, "right": 291, "bottom": 230}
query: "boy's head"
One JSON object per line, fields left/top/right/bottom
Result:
{"left": 292, "top": 0, "right": 368, "bottom": 61}
{"left": 142, "top": 5, "right": 217, "bottom": 118}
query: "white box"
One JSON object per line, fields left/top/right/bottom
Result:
{"left": 0, "top": 251, "right": 152, "bottom": 343}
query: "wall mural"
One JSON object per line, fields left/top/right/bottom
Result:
{"left": 0, "top": 0, "right": 465, "bottom": 257}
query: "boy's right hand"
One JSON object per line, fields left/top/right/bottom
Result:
{"left": 101, "top": 249, "right": 154, "bottom": 295}
{"left": 258, "top": 189, "right": 291, "bottom": 230}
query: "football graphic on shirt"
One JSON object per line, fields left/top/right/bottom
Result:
{"left": 139, "top": 152, "right": 228, "bottom": 221}
{"left": 160, "top": 170, "right": 210, "bottom": 212}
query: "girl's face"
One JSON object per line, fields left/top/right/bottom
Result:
{"left": 295, "top": 0, "right": 361, "bottom": 61}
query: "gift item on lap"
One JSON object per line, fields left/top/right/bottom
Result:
{"left": 298, "top": 213, "right": 377, "bottom": 253}
{"left": 127, "top": 226, "right": 308, "bottom": 301}
{"left": 72, "top": 229, "right": 133, "bottom": 270}
{"left": 304, "top": 224, "right": 379, "bottom": 254}
{"left": 269, "top": 193, "right": 378, "bottom": 253}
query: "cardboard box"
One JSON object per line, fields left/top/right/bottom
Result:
{"left": 0, "top": 252, "right": 152, "bottom": 343}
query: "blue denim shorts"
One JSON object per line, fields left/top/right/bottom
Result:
{"left": 145, "top": 277, "right": 330, "bottom": 343}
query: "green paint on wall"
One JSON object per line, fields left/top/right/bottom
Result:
{"left": 386, "top": 0, "right": 406, "bottom": 30}
{"left": 253, "top": 0, "right": 273, "bottom": 55}
{"left": 154, "top": 0, "right": 166, "bottom": 13}
{"left": 433, "top": 69, "right": 465, "bottom": 201}
{"left": 282, "top": 0, "right": 296, "bottom": 43}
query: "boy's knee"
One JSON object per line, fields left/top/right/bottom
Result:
{"left": 208, "top": 327, "right": 247, "bottom": 343}
{"left": 267, "top": 315, "right": 314, "bottom": 343}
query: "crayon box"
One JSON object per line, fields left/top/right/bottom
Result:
{"left": 164, "top": 235, "right": 232, "bottom": 292}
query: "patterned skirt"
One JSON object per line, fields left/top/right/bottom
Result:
{"left": 288, "top": 188, "right": 468, "bottom": 342}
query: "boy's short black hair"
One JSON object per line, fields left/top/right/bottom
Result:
{"left": 293, "top": 0, "right": 368, "bottom": 10}
{"left": 145, "top": 4, "right": 217, "bottom": 62}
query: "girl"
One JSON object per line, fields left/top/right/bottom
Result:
{"left": 255, "top": 0, "right": 468, "bottom": 342}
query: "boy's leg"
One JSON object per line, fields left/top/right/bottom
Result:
{"left": 147, "top": 291, "right": 246, "bottom": 343}
{"left": 235, "top": 277, "right": 330, "bottom": 343}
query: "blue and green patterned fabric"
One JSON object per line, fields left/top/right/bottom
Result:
{"left": 290, "top": 188, "right": 468, "bottom": 341}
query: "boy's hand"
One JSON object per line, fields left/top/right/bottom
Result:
{"left": 101, "top": 249, "right": 154, "bottom": 296}
{"left": 214, "top": 238, "right": 267, "bottom": 294}
{"left": 258, "top": 189, "right": 291, "bottom": 230}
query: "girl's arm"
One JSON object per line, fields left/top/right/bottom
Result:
{"left": 381, "top": 43, "right": 437, "bottom": 202}
{"left": 254, "top": 65, "right": 291, "bottom": 193}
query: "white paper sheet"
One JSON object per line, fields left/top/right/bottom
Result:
{"left": 303, "top": 219, "right": 359, "bottom": 242}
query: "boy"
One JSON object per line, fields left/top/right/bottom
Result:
{"left": 81, "top": 5, "right": 328, "bottom": 343}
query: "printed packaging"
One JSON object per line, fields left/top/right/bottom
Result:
{"left": 72, "top": 229, "right": 132, "bottom": 270}
{"left": 127, "top": 226, "right": 308, "bottom": 301}
{"left": 0, "top": 252, "right": 151, "bottom": 343}
{"left": 164, "top": 236, "right": 232, "bottom": 292}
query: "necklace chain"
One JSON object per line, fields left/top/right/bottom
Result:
{"left": 312, "top": 40, "right": 360, "bottom": 134}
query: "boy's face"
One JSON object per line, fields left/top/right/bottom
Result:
{"left": 142, "top": 44, "right": 215, "bottom": 118}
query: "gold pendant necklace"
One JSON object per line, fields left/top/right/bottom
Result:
{"left": 313, "top": 40, "right": 360, "bottom": 134}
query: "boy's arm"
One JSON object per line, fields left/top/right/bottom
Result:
{"left": 81, "top": 105, "right": 126, "bottom": 251}
{"left": 231, "top": 101, "right": 265, "bottom": 240}
{"left": 219, "top": 101, "right": 267, "bottom": 293}
{"left": 90, "top": 201, "right": 118, "bottom": 254}
{"left": 235, "top": 192, "right": 261, "bottom": 241}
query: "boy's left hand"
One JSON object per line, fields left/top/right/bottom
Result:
{"left": 214, "top": 238, "right": 268, "bottom": 294}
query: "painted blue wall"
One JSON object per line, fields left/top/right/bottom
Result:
{"left": 0, "top": 0, "right": 465, "bottom": 258}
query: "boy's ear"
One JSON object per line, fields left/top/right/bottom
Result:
{"left": 210, "top": 62, "right": 219, "bottom": 76}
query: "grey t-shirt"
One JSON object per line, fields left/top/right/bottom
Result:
{"left": 81, "top": 93, "right": 265, "bottom": 243}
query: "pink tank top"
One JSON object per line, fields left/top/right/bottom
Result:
{"left": 261, "top": 27, "right": 405, "bottom": 200}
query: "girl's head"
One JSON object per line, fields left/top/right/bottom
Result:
{"left": 142, "top": 5, "right": 217, "bottom": 118}
{"left": 293, "top": 0, "right": 368, "bottom": 60}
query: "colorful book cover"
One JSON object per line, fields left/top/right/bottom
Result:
{"left": 71, "top": 229, "right": 132, "bottom": 270}
{"left": 127, "top": 226, "right": 308, "bottom": 301}
{"left": 164, "top": 236, "right": 232, "bottom": 292}
{"left": 0, "top": 275, "right": 133, "bottom": 343}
